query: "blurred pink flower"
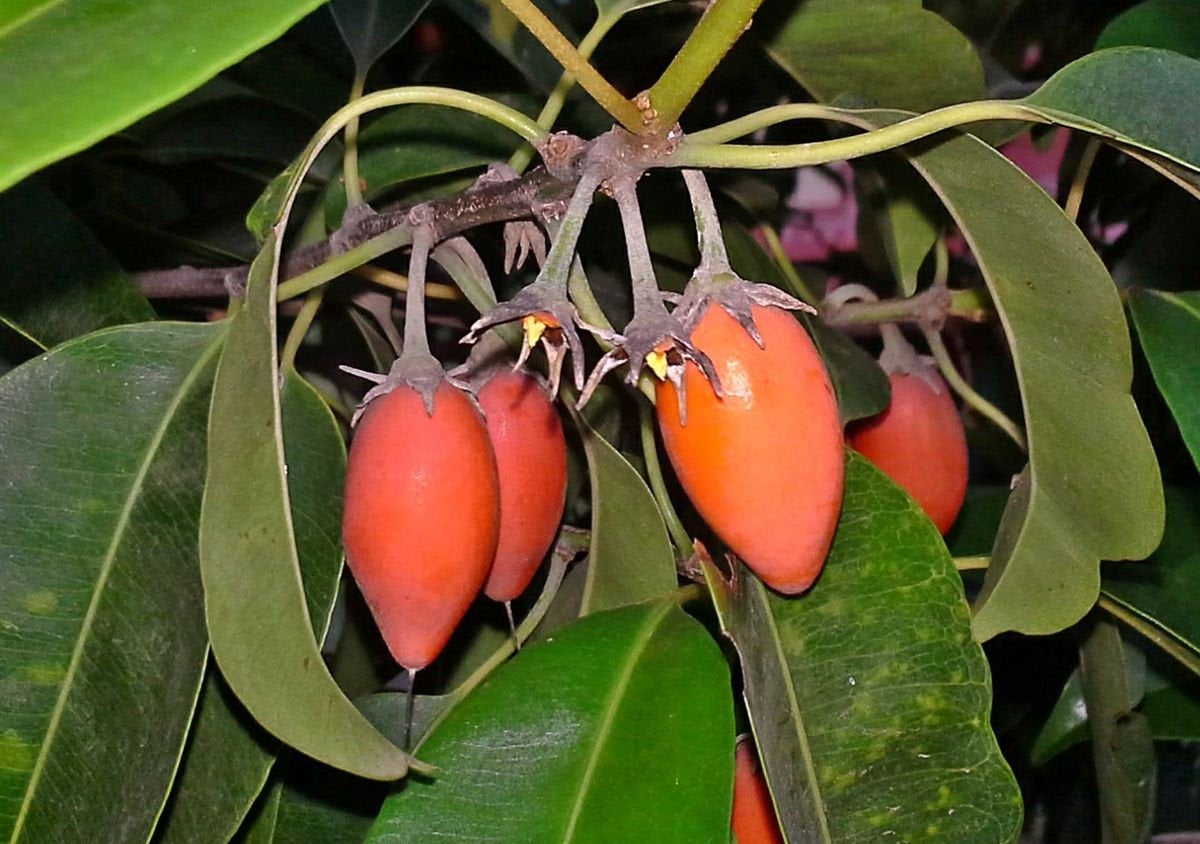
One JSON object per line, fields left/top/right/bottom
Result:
{"left": 777, "top": 161, "right": 858, "bottom": 262}
{"left": 1001, "top": 128, "right": 1069, "bottom": 197}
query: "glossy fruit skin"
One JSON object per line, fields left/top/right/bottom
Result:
{"left": 849, "top": 371, "right": 968, "bottom": 534}
{"left": 656, "top": 303, "right": 844, "bottom": 594}
{"left": 477, "top": 371, "right": 568, "bottom": 602}
{"left": 732, "top": 741, "right": 783, "bottom": 844}
{"left": 342, "top": 382, "right": 500, "bottom": 671}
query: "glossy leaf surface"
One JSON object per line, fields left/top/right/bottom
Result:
{"left": 368, "top": 601, "right": 735, "bottom": 843}
{"left": 1129, "top": 289, "right": 1200, "bottom": 472}
{"left": 155, "top": 371, "right": 347, "bottom": 843}
{"left": 0, "top": 0, "right": 329, "bottom": 192}
{"left": 765, "top": 0, "right": 986, "bottom": 112}
{"left": 1096, "top": 0, "right": 1200, "bottom": 61}
{"left": 199, "top": 234, "right": 413, "bottom": 779}
{"left": 0, "top": 181, "right": 153, "bottom": 348}
{"left": 571, "top": 411, "right": 677, "bottom": 615}
{"left": 0, "top": 321, "right": 226, "bottom": 841}
{"left": 706, "top": 452, "right": 1022, "bottom": 842}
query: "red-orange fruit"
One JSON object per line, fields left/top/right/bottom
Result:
{"left": 656, "top": 303, "right": 844, "bottom": 594}
{"left": 342, "top": 382, "right": 500, "bottom": 671}
{"left": 849, "top": 371, "right": 968, "bottom": 534}
{"left": 732, "top": 741, "right": 783, "bottom": 844}
{"left": 477, "top": 371, "right": 568, "bottom": 602}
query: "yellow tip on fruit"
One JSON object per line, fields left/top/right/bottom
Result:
{"left": 646, "top": 350, "right": 669, "bottom": 380}
{"left": 523, "top": 315, "right": 548, "bottom": 348}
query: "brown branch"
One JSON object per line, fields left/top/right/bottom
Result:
{"left": 133, "top": 166, "right": 576, "bottom": 300}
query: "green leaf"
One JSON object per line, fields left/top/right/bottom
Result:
{"left": 592, "top": 0, "right": 671, "bottom": 22}
{"left": 0, "top": 321, "right": 227, "bottom": 841}
{"left": 1096, "top": 0, "right": 1200, "bottom": 61}
{"left": 1078, "top": 619, "right": 1156, "bottom": 844}
{"left": 856, "top": 158, "right": 942, "bottom": 297}
{"left": 1129, "top": 289, "right": 1200, "bottom": 473}
{"left": 0, "top": 0, "right": 330, "bottom": 192}
{"left": 155, "top": 371, "right": 347, "bottom": 843}
{"left": 368, "top": 601, "right": 735, "bottom": 843}
{"left": 323, "top": 103, "right": 526, "bottom": 226}
{"left": 200, "top": 234, "right": 415, "bottom": 780}
{"left": 0, "top": 181, "right": 153, "bottom": 348}
{"left": 331, "top": 0, "right": 431, "bottom": 73}
{"left": 1022, "top": 48, "right": 1200, "bottom": 175}
{"left": 705, "top": 452, "right": 1022, "bottom": 842}
{"left": 844, "top": 109, "right": 1163, "bottom": 640}
{"left": 1103, "top": 489, "right": 1200, "bottom": 669}
{"left": 441, "top": 0, "right": 575, "bottom": 94}
{"left": 764, "top": 0, "right": 986, "bottom": 112}
{"left": 569, "top": 410, "right": 677, "bottom": 616}
{"left": 239, "top": 781, "right": 283, "bottom": 844}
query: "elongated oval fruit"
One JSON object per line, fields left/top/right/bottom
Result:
{"left": 477, "top": 370, "right": 568, "bottom": 602}
{"left": 343, "top": 382, "right": 500, "bottom": 671}
{"left": 732, "top": 741, "right": 783, "bottom": 844}
{"left": 657, "top": 303, "right": 844, "bottom": 594}
{"left": 849, "top": 370, "right": 968, "bottom": 534}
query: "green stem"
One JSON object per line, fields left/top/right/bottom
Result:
{"left": 342, "top": 72, "right": 368, "bottom": 211}
{"left": 646, "top": 0, "right": 766, "bottom": 133}
{"left": 1065, "top": 137, "right": 1101, "bottom": 225}
{"left": 953, "top": 556, "right": 990, "bottom": 572}
{"left": 922, "top": 324, "right": 1028, "bottom": 452}
{"left": 277, "top": 227, "right": 413, "bottom": 301}
{"left": 270, "top": 87, "right": 546, "bottom": 242}
{"left": 1099, "top": 594, "right": 1200, "bottom": 677}
{"left": 403, "top": 227, "right": 435, "bottom": 359}
{"left": 497, "top": 0, "right": 642, "bottom": 131}
{"left": 826, "top": 287, "right": 987, "bottom": 326}
{"left": 280, "top": 289, "right": 324, "bottom": 373}
{"left": 510, "top": 15, "right": 617, "bottom": 173}
{"left": 673, "top": 101, "right": 1044, "bottom": 169}
{"left": 639, "top": 402, "right": 692, "bottom": 555}
{"left": 755, "top": 223, "right": 820, "bottom": 305}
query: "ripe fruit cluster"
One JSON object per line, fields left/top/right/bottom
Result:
{"left": 657, "top": 302, "right": 845, "bottom": 594}
{"left": 342, "top": 369, "right": 567, "bottom": 672}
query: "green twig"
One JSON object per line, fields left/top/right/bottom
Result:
{"left": 496, "top": 0, "right": 642, "bottom": 131}
{"left": 673, "top": 101, "right": 1044, "bottom": 169}
{"left": 1099, "top": 594, "right": 1200, "bottom": 678}
{"left": 639, "top": 402, "right": 692, "bottom": 555}
{"left": 278, "top": 227, "right": 413, "bottom": 301}
{"left": 1065, "top": 137, "right": 1101, "bottom": 225}
{"left": 646, "top": 0, "right": 766, "bottom": 133}
{"left": 342, "top": 72, "right": 368, "bottom": 211}
{"left": 280, "top": 289, "right": 324, "bottom": 374}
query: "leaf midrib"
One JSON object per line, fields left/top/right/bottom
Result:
{"left": 560, "top": 600, "right": 673, "bottom": 842}
{"left": 0, "top": 0, "right": 68, "bottom": 43}
{"left": 9, "top": 324, "right": 226, "bottom": 842}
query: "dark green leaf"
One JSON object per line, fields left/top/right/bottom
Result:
{"left": 368, "top": 601, "right": 735, "bottom": 843}
{"left": 156, "top": 371, "right": 348, "bottom": 843}
{"left": 843, "top": 110, "right": 1162, "bottom": 640}
{"left": 323, "top": 103, "right": 526, "bottom": 226}
{"left": 0, "top": 181, "right": 153, "bottom": 348}
{"left": 331, "top": 0, "right": 431, "bottom": 73}
{"left": 441, "top": 0, "right": 575, "bottom": 94}
{"left": 1129, "top": 289, "right": 1200, "bottom": 473}
{"left": 238, "top": 781, "right": 283, "bottom": 844}
{"left": 764, "top": 0, "right": 986, "bottom": 112}
{"left": 0, "top": 321, "right": 226, "bottom": 841}
{"left": 1022, "top": 48, "right": 1200, "bottom": 175}
{"left": 856, "top": 158, "right": 943, "bottom": 297}
{"left": 200, "top": 234, "right": 414, "bottom": 779}
{"left": 1078, "top": 619, "right": 1156, "bottom": 844}
{"left": 1103, "top": 489, "right": 1200, "bottom": 667}
{"left": 592, "top": 0, "right": 671, "bottom": 21}
{"left": 1096, "top": 0, "right": 1200, "bottom": 61}
{"left": 569, "top": 410, "right": 677, "bottom": 615}
{"left": 706, "top": 452, "right": 1022, "bottom": 841}
{"left": 140, "top": 97, "right": 341, "bottom": 181}
{"left": 0, "top": 0, "right": 330, "bottom": 192}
